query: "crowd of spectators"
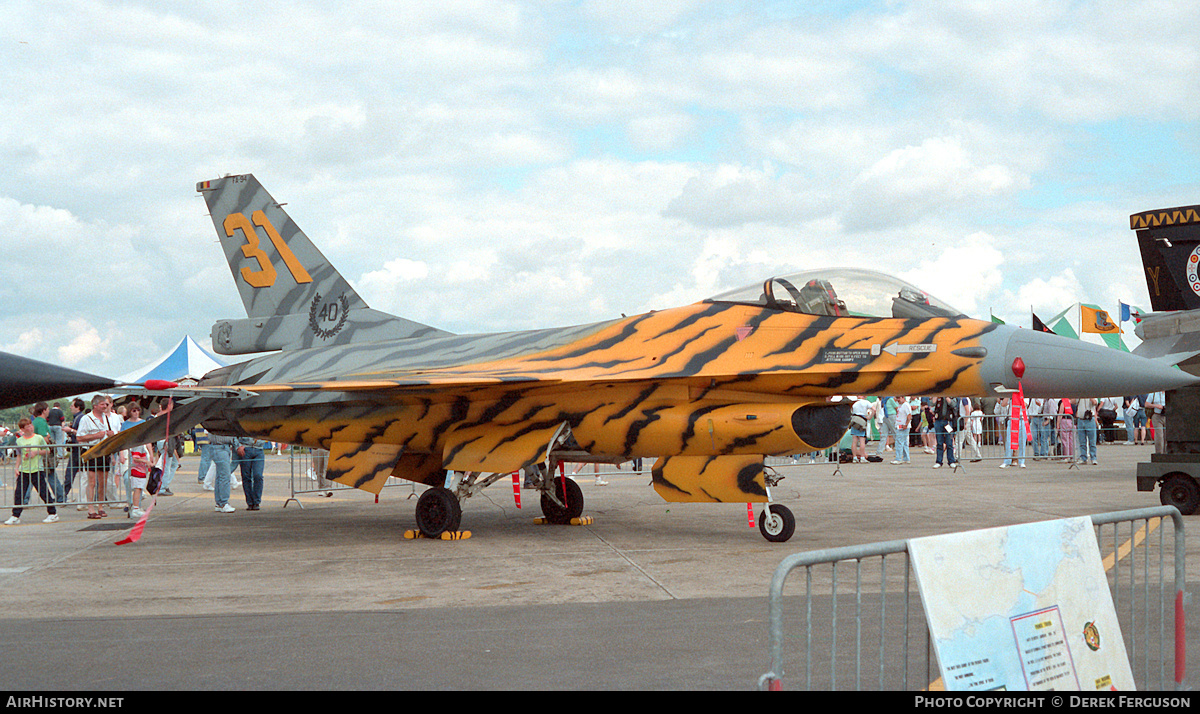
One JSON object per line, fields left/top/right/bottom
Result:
{"left": 1, "top": 396, "right": 271, "bottom": 525}
{"left": 838, "top": 393, "right": 1165, "bottom": 469}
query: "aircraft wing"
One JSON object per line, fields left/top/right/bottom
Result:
{"left": 80, "top": 371, "right": 561, "bottom": 462}
{"left": 1133, "top": 309, "right": 1200, "bottom": 366}
{"left": 81, "top": 398, "right": 226, "bottom": 460}
{"left": 108, "top": 373, "right": 555, "bottom": 399}
{"left": 236, "top": 372, "right": 555, "bottom": 392}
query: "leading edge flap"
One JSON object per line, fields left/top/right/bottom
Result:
{"left": 325, "top": 442, "right": 405, "bottom": 494}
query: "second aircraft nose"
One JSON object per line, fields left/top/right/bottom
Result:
{"left": 978, "top": 325, "right": 1198, "bottom": 397}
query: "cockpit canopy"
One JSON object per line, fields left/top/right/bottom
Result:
{"left": 705, "top": 268, "right": 965, "bottom": 319}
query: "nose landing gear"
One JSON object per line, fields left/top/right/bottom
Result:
{"left": 758, "top": 504, "right": 795, "bottom": 543}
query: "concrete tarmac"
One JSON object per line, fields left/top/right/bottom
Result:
{"left": 0, "top": 442, "right": 1193, "bottom": 690}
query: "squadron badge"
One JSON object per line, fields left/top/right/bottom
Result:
{"left": 1083, "top": 621, "right": 1101, "bottom": 651}
{"left": 309, "top": 292, "right": 350, "bottom": 339}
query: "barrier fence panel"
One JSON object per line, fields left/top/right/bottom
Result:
{"left": 1, "top": 443, "right": 133, "bottom": 519}
{"left": 766, "top": 412, "right": 1146, "bottom": 470}
{"left": 283, "top": 451, "right": 657, "bottom": 506}
{"left": 287, "top": 448, "right": 353, "bottom": 507}
{"left": 758, "top": 507, "right": 1186, "bottom": 691}
{"left": 285, "top": 448, "right": 420, "bottom": 507}
{"left": 560, "top": 461, "right": 652, "bottom": 479}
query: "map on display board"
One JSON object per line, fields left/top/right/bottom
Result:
{"left": 908, "top": 516, "right": 1134, "bottom": 691}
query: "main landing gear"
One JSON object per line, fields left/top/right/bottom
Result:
{"left": 539, "top": 473, "right": 585, "bottom": 524}
{"left": 408, "top": 466, "right": 590, "bottom": 539}
{"left": 414, "top": 487, "right": 462, "bottom": 538}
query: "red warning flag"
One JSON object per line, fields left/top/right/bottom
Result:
{"left": 116, "top": 396, "right": 172, "bottom": 545}
{"left": 1008, "top": 382, "right": 1031, "bottom": 452}
{"left": 115, "top": 496, "right": 156, "bottom": 545}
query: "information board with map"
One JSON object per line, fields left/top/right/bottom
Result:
{"left": 908, "top": 516, "right": 1134, "bottom": 691}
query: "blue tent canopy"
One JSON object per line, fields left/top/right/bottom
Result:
{"left": 119, "top": 335, "right": 225, "bottom": 384}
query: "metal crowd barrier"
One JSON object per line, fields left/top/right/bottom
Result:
{"left": 758, "top": 506, "right": 1187, "bottom": 691}
{"left": 283, "top": 449, "right": 661, "bottom": 507}
{"left": 1, "top": 442, "right": 133, "bottom": 518}
{"left": 285, "top": 447, "right": 418, "bottom": 507}
{"left": 762, "top": 411, "right": 1149, "bottom": 470}
{"left": 561, "top": 461, "right": 653, "bottom": 480}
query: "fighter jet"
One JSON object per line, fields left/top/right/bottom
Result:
{"left": 87, "top": 174, "right": 1197, "bottom": 542}
{"left": 1130, "top": 203, "right": 1200, "bottom": 366}
{"left": 1126, "top": 203, "right": 1200, "bottom": 513}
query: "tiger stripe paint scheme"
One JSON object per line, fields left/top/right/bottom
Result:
{"left": 186, "top": 299, "right": 998, "bottom": 501}
{"left": 83, "top": 174, "right": 1200, "bottom": 539}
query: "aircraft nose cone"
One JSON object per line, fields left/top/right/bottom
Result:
{"left": 980, "top": 326, "right": 1198, "bottom": 397}
{"left": 0, "top": 350, "right": 116, "bottom": 409}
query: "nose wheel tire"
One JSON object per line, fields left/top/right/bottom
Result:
{"left": 759, "top": 504, "right": 795, "bottom": 543}
{"left": 540, "top": 477, "right": 584, "bottom": 524}
{"left": 415, "top": 487, "right": 463, "bottom": 538}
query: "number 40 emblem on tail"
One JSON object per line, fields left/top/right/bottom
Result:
{"left": 309, "top": 293, "right": 350, "bottom": 339}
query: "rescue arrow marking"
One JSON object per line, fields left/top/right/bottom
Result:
{"left": 882, "top": 342, "right": 937, "bottom": 356}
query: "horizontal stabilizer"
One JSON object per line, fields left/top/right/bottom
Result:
{"left": 1132, "top": 309, "right": 1200, "bottom": 366}
{"left": 1132, "top": 335, "right": 1200, "bottom": 366}
{"left": 212, "top": 308, "right": 451, "bottom": 355}
{"left": 82, "top": 398, "right": 225, "bottom": 460}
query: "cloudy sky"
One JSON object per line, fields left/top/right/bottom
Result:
{"left": 2, "top": 0, "right": 1197, "bottom": 377}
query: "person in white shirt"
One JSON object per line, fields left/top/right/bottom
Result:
{"left": 849, "top": 398, "right": 871, "bottom": 463}
{"left": 74, "top": 395, "right": 124, "bottom": 519}
{"left": 955, "top": 397, "right": 982, "bottom": 461}
{"left": 1028, "top": 398, "right": 1046, "bottom": 458}
{"left": 891, "top": 398, "right": 912, "bottom": 464}
{"left": 1146, "top": 392, "right": 1166, "bottom": 454}
{"left": 1122, "top": 395, "right": 1143, "bottom": 445}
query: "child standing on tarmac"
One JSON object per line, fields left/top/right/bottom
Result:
{"left": 5, "top": 418, "right": 59, "bottom": 525}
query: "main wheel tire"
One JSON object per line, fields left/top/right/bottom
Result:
{"left": 540, "top": 477, "right": 584, "bottom": 524}
{"left": 1159, "top": 473, "right": 1200, "bottom": 515}
{"left": 415, "top": 487, "right": 463, "bottom": 538}
{"left": 759, "top": 504, "right": 795, "bottom": 543}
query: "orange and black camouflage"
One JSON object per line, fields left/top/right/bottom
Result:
{"left": 84, "top": 175, "right": 1198, "bottom": 540}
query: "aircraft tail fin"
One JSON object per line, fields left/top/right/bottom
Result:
{"left": 198, "top": 174, "right": 450, "bottom": 354}
{"left": 1132, "top": 204, "right": 1200, "bottom": 312}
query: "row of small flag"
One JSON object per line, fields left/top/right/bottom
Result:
{"left": 990, "top": 302, "right": 1143, "bottom": 335}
